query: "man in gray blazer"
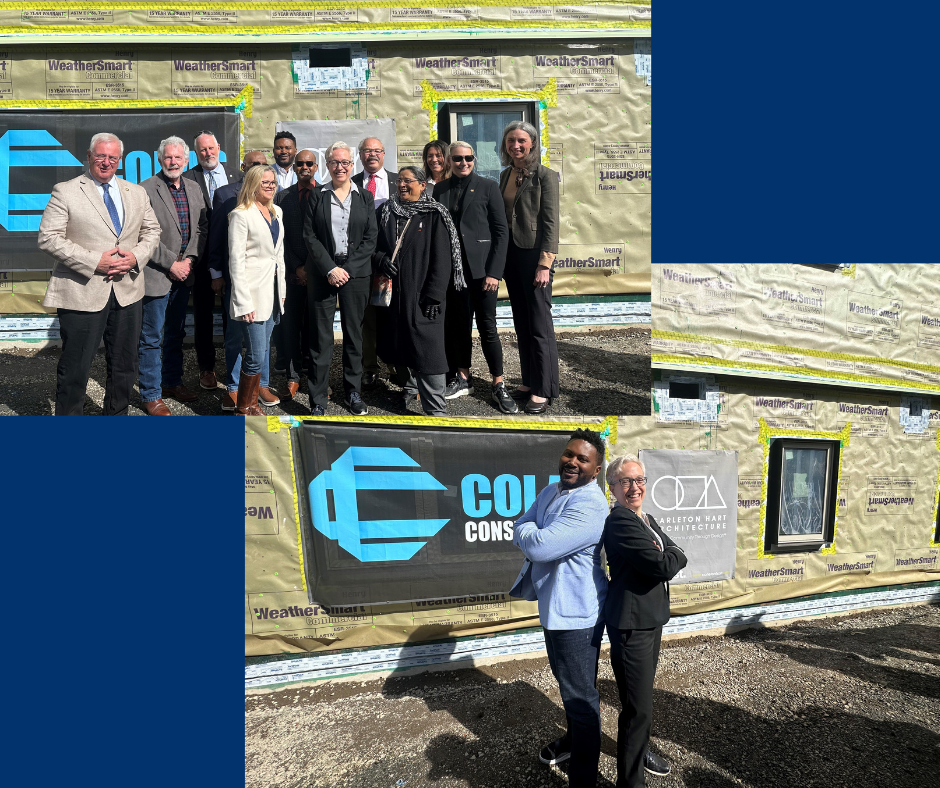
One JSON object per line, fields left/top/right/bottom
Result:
{"left": 38, "top": 132, "right": 161, "bottom": 415}
{"left": 138, "top": 136, "right": 208, "bottom": 415}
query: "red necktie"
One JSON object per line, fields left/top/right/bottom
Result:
{"left": 367, "top": 174, "right": 378, "bottom": 197}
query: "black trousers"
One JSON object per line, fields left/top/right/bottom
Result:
{"left": 503, "top": 235, "right": 559, "bottom": 397}
{"left": 55, "top": 291, "right": 142, "bottom": 415}
{"left": 192, "top": 263, "right": 227, "bottom": 372}
{"left": 307, "top": 274, "right": 369, "bottom": 407}
{"left": 361, "top": 303, "right": 380, "bottom": 376}
{"left": 444, "top": 270, "right": 503, "bottom": 377}
{"left": 608, "top": 625, "right": 663, "bottom": 788}
{"left": 282, "top": 279, "right": 309, "bottom": 383}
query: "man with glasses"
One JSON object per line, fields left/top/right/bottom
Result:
{"left": 302, "top": 141, "right": 377, "bottom": 416}
{"left": 38, "top": 132, "right": 161, "bottom": 415}
{"left": 183, "top": 130, "right": 239, "bottom": 391}
{"left": 138, "top": 136, "right": 208, "bottom": 415}
{"left": 352, "top": 136, "right": 396, "bottom": 388}
{"left": 432, "top": 140, "right": 513, "bottom": 412}
{"left": 510, "top": 428, "right": 609, "bottom": 788}
{"left": 274, "top": 149, "right": 317, "bottom": 398}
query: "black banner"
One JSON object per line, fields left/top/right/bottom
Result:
{"left": 294, "top": 422, "right": 601, "bottom": 606}
{"left": 0, "top": 111, "right": 240, "bottom": 271}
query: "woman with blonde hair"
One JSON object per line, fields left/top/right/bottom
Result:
{"left": 225, "top": 165, "right": 286, "bottom": 415}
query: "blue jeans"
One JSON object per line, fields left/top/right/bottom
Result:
{"left": 228, "top": 315, "right": 276, "bottom": 379}
{"left": 138, "top": 281, "right": 191, "bottom": 402}
{"left": 542, "top": 620, "right": 604, "bottom": 788}
{"left": 224, "top": 296, "right": 274, "bottom": 391}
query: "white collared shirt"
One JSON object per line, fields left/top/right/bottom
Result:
{"left": 322, "top": 180, "right": 359, "bottom": 255}
{"left": 362, "top": 168, "right": 389, "bottom": 207}
{"left": 90, "top": 173, "right": 124, "bottom": 229}
{"left": 274, "top": 162, "right": 297, "bottom": 191}
{"left": 203, "top": 162, "right": 228, "bottom": 192}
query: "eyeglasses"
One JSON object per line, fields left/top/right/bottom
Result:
{"left": 92, "top": 154, "right": 120, "bottom": 164}
{"left": 361, "top": 148, "right": 384, "bottom": 155}
{"left": 396, "top": 178, "right": 420, "bottom": 185}
{"left": 451, "top": 155, "right": 474, "bottom": 163}
{"left": 327, "top": 160, "right": 352, "bottom": 169}
{"left": 260, "top": 181, "right": 277, "bottom": 189}
{"left": 614, "top": 477, "right": 648, "bottom": 489}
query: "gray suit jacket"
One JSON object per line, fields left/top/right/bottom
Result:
{"left": 140, "top": 173, "right": 208, "bottom": 297}
{"left": 38, "top": 173, "right": 161, "bottom": 311}
{"left": 498, "top": 163, "right": 560, "bottom": 255}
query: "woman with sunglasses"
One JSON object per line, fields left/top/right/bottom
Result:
{"left": 225, "top": 165, "right": 286, "bottom": 415}
{"left": 499, "top": 120, "right": 560, "bottom": 414}
{"left": 603, "top": 455, "right": 687, "bottom": 787}
{"left": 422, "top": 140, "right": 451, "bottom": 195}
{"left": 302, "top": 141, "right": 378, "bottom": 416}
{"left": 373, "top": 166, "right": 464, "bottom": 416}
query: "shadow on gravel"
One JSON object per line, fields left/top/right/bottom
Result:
{"left": 555, "top": 336, "right": 651, "bottom": 414}
{"left": 598, "top": 681, "right": 940, "bottom": 788}
{"left": 739, "top": 621, "right": 940, "bottom": 700}
{"left": 382, "top": 663, "right": 616, "bottom": 788}
{"left": 681, "top": 766, "right": 739, "bottom": 788}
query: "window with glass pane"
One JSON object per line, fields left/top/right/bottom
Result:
{"left": 447, "top": 103, "right": 531, "bottom": 183}
{"left": 765, "top": 439, "right": 840, "bottom": 552}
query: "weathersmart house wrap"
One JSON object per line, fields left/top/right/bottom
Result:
{"left": 0, "top": 2, "right": 652, "bottom": 315}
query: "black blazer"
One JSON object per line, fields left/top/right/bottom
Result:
{"left": 603, "top": 507, "right": 687, "bottom": 630}
{"left": 274, "top": 183, "right": 313, "bottom": 275}
{"left": 303, "top": 183, "right": 377, "bottom": 279}
{"left": 205, "top": 181, "right": 242, "bottom": 280}
{"left": 498, "top": 163, "right": 560, "bottom": 255}
{"left": 183, "top": 163, "right": 241, "bottom": 215}
{"left": 432, "top": 171, "right": 509, "bottom": 280}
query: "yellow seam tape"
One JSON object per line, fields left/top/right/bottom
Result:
{"left": 269, "top": 413, "right": 615, "bottom": 432}
{"left": 932, "top": 430, "right": 940, "bottom": 549}
{"left": 756, "top": 417, "right": 850, "bottom": 560}
{"left": 284, "top": 423, "right": 307, "bottom": 593}
{"left": 1, "top": 1, "right": 651, "bottom": 8}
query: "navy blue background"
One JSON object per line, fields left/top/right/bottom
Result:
{"left": 3, "top": 418, "right": 244, "bottom": 785}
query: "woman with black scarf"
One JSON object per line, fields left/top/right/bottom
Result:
{"left": 373, "top": 165, "right": 464, "bottom": 416}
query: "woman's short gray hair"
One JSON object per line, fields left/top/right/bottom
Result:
{"left": 499, "top": 120, "right": 540, "bottom": 168}
{"left": 158, "top": 136, "right": 190, "bottom": 161}
{"left": 399, "top": 165, "right": 428, "bottom": 184}
{"left": 89, "top": 132, "right": 124, "bottom": 156}
{"left": 605, "top": 454, "right": 645, "bottom": 486}
{"left": 450, "top": 140, "right": 474, "bottom": 154}
{"left": 326, "top": 141, "right": 354, "bottom": 161}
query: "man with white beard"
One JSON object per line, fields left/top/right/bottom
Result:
{"left": 138, "top": 136, "right": 208, "bottom": 415}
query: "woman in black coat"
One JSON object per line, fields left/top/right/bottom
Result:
{"left": 373, "top": 166, "right": 464, "bottom": 416}
{"left": 603, "top": 454, "right": 687, "bottom": 788}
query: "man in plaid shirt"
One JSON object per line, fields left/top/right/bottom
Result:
{"left": 138, "top": 136, "right": 207, "bottom": 415}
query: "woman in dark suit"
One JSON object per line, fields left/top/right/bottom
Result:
{"left": 302, "top": 141, "right": 377, "bottom": 416}
{"left": 499, "top": 120, "right": 560, "bottom": 414}
{"left": 604, "top": 454, "right": 687, "bottom": 788}
{"left": 373, "top": 166, "right": 464, "bottom": 416}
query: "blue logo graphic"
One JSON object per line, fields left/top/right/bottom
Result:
{"left": 0, "top": 130, "right": 82, "bottom": 231}
{"left": 308, "top": 447, "right": 449, "bottom": 562}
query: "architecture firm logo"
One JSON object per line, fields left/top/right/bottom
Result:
{"left": 308, "top": 447, "right": 449, "bottom": 562}
{"left": 0, "top": 130, "right": 82, "bottom": 231}
{"left": 649, "top": 475, "right": 728, "bottom": 511}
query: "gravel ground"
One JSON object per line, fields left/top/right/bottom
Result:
{"left": 245, "top": 602, "right": 940, "bottom": 788}
{"left": 0, "top": 326, "right": 649, "bottom": 417}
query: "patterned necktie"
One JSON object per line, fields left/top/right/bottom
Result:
{"left": 206, "top": 169, "right": 217, "bottom": 203}
{"left": 367, "top": 173, "right": 378, "bottom": 197}
{"left": 101, "top": 182, "right": 122, "bottom": 236}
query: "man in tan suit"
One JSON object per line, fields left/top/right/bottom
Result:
{"left": 138, "top": 136, "right": 208, "bottom": 415}
{"left": 38, "top": 132, "right": 161, "bottom": 415}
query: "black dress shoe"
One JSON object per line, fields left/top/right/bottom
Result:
{"left": 524, "top": 397, "right": 552, "bottom": 415}
{"left": 644, "top": 750, "right": 671, "bottom": 776}
{"left": 510, "top": 387, "right": 531, "bottom": 402}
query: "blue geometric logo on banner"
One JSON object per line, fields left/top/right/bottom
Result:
{"left": 308, "top": 446, "right": 449, "bottom": 562}
{"left": 0, "top": 130, "right": 83, "bottom": 232}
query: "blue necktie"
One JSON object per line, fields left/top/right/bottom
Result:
{"left": 101, "top": 182, "right": 122, "bottom": 236}
{"left": 207, "top": 169, "right": 217, "bottom": 203}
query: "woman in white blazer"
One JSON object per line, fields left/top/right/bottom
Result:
{"left": 225, "top": 165, "right": 287, "bottom": 415}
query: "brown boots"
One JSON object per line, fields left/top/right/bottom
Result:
{"left": 235, "top": 372, "right": 265, "bottom": 416}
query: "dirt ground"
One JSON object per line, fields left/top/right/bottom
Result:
{"left": 0, "top": 326, "right": 649, "bottom": 417}
{"left": 245, "top": 603, "right": 940, "bottom": 788}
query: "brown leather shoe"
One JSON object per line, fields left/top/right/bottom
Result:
{"left": 258, "top": 386, "right": 280, "bottom": 406}
{"left": 236, "top": 373, "right": 264, "bottom": 416}
{"left": 199, "top": 370, "right": 218, "bottom": 390}
{"left": 143, "top": 398, "right": 171, "bottom": 416}
{"left": 162, "top": 384, "right": 198, "bottom": 403}
{"left": 221, "top": 390, "right": 237, "bottom": 412}
{"left": 286, "top": 381, "right": 300, "bottom": 398}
